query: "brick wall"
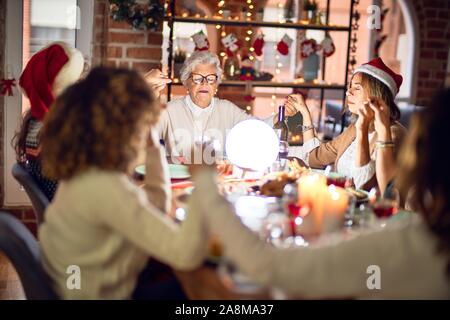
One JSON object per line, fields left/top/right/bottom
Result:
{"left": 92, "top": 0, "right": 163, "bottom": 72}
{"left": 412, "top": 0, "right": 450, "bottom": 107}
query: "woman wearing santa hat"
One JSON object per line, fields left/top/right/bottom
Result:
{"left": 13, "top": 42, "right": 170, "bottom": 202}
{"left": 12, "top": 42, "right": 85, "bottom": 200}
{"left": 286, "top": 57, "right": 407, "bottom": 194}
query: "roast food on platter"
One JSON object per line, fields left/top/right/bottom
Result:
{"left": 260, "top": 171, "right": 300, "bottom": 197}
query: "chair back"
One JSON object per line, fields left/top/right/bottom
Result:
{"left": 0, "top": 212, "right": 58, "bottom": 299}
{"left": 12, "top": 163, "right": 49, "bottom": 225}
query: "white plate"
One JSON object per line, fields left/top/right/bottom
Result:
{"left": 135, "top": 164, "right": 145, "bottom": 176}
{"left": 168, "top": 164, "right": 191, "bottom": 179}
{"left": 134, "top": 164, "right": 191, "bottom": 180}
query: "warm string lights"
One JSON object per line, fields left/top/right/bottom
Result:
{"left": 218, "top": 0, "right": 226, "bottom": 58}
{"left": 274, "top": 1, "right": 284, "bottom": 76}
{"left": 348, "top": 0, "right": 360, "bottom": 75}
{"left": 246, "top": 0, "right": 255, "bottom": 62}
{"left": 271, "top": 0, "right": 285, "bottom": 115}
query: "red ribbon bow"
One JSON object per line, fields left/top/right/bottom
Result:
{"left": 0, "top": 78, "right": 16, "bottom": 96}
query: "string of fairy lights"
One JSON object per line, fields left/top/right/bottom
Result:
{"left": 270, "top": 0, "right": 286, "bottom": 115}
{"left": 168, "top": 0, "right": 291, "bottom": 116}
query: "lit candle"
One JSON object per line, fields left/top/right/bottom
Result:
{"left": 297, "top": 173, "right": 326, "bottom": 206}
{"left": 321, "top": 185, "right": 349, "bottom": 233}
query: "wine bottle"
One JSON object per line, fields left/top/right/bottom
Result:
{"left": 274, "top": 105, "right": 289, "bottom": 142}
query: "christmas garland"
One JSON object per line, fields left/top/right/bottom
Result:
{"left": 109, "top": 0, "right": 164, "bottom": 31}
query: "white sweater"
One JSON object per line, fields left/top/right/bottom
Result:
{"left": 195, "top": 170, "right": 450, "bottom": 299}
{"left": 39, "top": 146, "right": 207, "bottom": 299}
{"left": 157, "top": 96, "right": 273, "bottom": 160}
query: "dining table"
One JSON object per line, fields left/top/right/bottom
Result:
{"left": 133, "top": 161, "right": 409, "bottom": 300}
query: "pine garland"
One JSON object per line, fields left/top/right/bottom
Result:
{"left": 109, "top": 0, "right": 164, "bottom": 31}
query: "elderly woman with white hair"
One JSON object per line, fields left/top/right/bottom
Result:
{"left": 157, "top": 51, "right": 299, "bottom": 162}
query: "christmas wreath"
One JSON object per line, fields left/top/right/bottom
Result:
{"left": 109, "top": 0, "right": 164, "bottom": 31}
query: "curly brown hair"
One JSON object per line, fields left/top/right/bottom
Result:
{"left": 40, "top": 67, "right": 159, "bottom": 180}
{"left": 397, "top": 88, "right": 450, "bottom": 277}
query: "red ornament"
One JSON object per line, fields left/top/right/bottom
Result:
{"left": 0, "top": 78, "right": 16, "bottom": 96}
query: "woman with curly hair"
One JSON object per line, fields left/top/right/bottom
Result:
{"left": 191, "top": 88, "right": 450, "bottom": 299}
{"left": 38, "top": 67, "right": 207, "bottom": 299}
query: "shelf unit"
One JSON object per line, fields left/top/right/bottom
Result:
{"left": 163, "top": 0, "right": 358, "bottom": 133}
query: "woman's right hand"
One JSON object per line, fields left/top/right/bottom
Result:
{"left": 144, "top": 69, "right": 172, "bottom": 97}
{"left": 355, "top": 102, "right": 374, "bottom": 132}
{"left": 285, "top": 94, "right": 311, "bottom": 119}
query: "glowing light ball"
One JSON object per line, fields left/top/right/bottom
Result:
{"left": 225, "top": 119, "right": 279, "bottom": 171}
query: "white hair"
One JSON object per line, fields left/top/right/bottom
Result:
{"left": 180, "top": 51, "right": 222, "bottom": 86}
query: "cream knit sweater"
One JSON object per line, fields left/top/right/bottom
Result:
{"left": 39, "top": 146, "right": 207, "bottom": 299}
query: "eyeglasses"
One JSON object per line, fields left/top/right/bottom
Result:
{"left": 190, "top": 73, "right": 219, "bottom": 85}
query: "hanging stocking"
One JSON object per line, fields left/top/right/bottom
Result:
{"left": 253, "top": 33, "right": 265, "bottom": 56}
{"left": 320, "top": 34, "right": 336, "bottom": 57}
{"left": 300, "top": 38, "right": 318, "bottom": 58}
{"left": 192, "top": 30, "right": 210, "bottom": 51}
{"left": 276, "top": 33, "right": 293, "bottom": 56}
{"left": 221, "top": 33, "right": 240, "bottom": 57}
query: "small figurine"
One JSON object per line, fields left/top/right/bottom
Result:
{"left": 239, "top": 54, "right": 255, "bottom": 81}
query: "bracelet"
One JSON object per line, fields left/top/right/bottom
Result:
{"left": 375, "top": 140, "right": 395, "bottom": 148}
{"left": 300, "top": 125, "right": 315, "bottom": 132}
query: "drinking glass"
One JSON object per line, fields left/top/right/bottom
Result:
{"left": 369, "top": 187, "right": 399, "bottom": 219}
{"left": 260, "top": 210, "right": 293, "bottom": 247}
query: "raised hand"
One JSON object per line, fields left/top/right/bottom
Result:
{"left": 284, "top": 94, "right": 310, "bottom": 117}
{"left": 368, "top": 96, "right": 391, "bottom": 137}
{"left": 144, "top": 69, "right": 172, "bottom": 97}
{"left": 355, "top": 101, "right": 375, "bottom": 132}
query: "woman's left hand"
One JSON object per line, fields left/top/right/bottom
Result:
{"left": 368, "top": 96, "right": 391, "bottom": 136}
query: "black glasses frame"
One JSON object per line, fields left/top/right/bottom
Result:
{"left": 190, "top": 73, "right": 219, "bottom": 85}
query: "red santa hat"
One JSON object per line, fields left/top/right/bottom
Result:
{"left": 19, "top": 42, "right": 84, "bottom": 121}
{"left": 353, "top": 57, "right": 403, "bottom": 97}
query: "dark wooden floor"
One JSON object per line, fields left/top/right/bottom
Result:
{"left": 0, "top": 252, "right": 25, "bottom": 300}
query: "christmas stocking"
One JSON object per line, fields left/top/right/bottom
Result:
{"left": 300, "top": 38, "right": 318, "bottom": 58}
{"left": 277, "top": 33, "right": 293, "bottom": 56}
{"left": 221, "top": 33, "right": 240, "bottom": 57}
{"left": 320, "top": 34, "right": 336, "bottom": 57}
{"left": 192, "top": 30, "right": 210, "bottom": 51}
{"left": 253, "top": 33, "right": 265, "bottom": 56}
